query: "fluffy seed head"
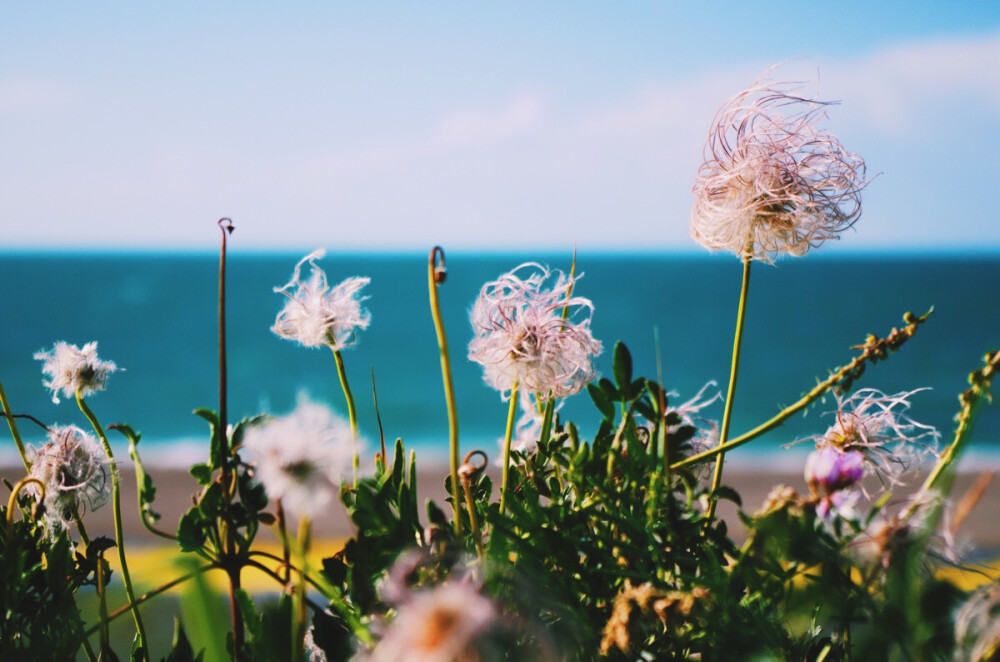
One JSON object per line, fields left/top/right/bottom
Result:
{"left": 816, "top": 388, "right": 939, "bottom": 493}
{"left": 690, "top": 73, "right": 867, "bottom": 263}
{"left": 34, "top": 341, "right": 118, "bottom": 404}
{"left": 469, "top": 262, "right": 602, "bottom": 400}
{"left": 242, "top": 396, "right": 357, "bottom": 521}
{"left": 28, "top": 425, "right": 109, "bottom": 530}
{"left": 368, "top": 581, "right": 498, "bottom": 662}
{"left": 272, "top": 249, "right": 371, "bottom": 350}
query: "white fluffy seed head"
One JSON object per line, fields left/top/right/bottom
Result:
{"left": 690, "top": 74, "right": 867, "bottom": 263}
{"left": 468, "top": 262, "right": 602, "bottom": 401}
{"left": 272, "top": 249, "right": 371, "bottom": 350}
{"left": 242, "top": 396, "right": 358, "bottom": 521}
{"left": 28, "top": 425, "right": 109, "bottom": 531}
{"left": 368, "top": 581, "right": 498, "bottom": 662}
{"left": 34, "top": 341, "right": 118, "bottom": 404}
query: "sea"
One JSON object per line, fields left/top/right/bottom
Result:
{"left": 2, "top": 251, "right": 998, "bottom": 472}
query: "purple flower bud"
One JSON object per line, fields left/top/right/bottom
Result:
{"left": 805, "top": 446, "right": 864, "bottom": 494}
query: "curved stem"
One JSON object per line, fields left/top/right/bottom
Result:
{"left": 0, "top": 380, "right": 32, "bottom": 472}
{"left": 5, "top": 477, "right": 45, "bottom": 536}
{"left": 706, "top": 258, "right": 751, "bottom": 521}
{"left": 76, "top": 392, "right": 149, "bottom": 661}
{"left": 332, "top": 348, "right": 360, "bottom": 486}
{"left": 428, "top": 246, "right": 462, "bottom": 533}
{"left": 499, "top": 382, "right": 520, "bottom": 515}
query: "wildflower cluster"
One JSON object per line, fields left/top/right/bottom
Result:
{"left": 0, "top": 66, "right": 997, "bottom": 662}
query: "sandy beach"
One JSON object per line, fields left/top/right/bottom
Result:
{"left": 5, "top": 461, "right": 997, "bottom": 556}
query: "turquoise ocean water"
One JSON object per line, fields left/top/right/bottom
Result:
{"left": 2, "top": 251, "right": 998, "bottom": 470}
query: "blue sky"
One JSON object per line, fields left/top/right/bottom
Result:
{"left": 1, "top": 2, "right": 998, "bottom": 252}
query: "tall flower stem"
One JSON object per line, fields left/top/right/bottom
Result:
{"left": 216, "top": 217, "right": 245, "bottom": 660}
{"left": 706, "top": 257, "right": 751, "bottom": 521}
{"left": 0, "top": 381, "right": 31, "bottom": 472}
{"left": 428, "top": 246, "right": 462, "bottom": 533}
{"left": 332, "top": 348, "right": 360, "bottom": 483}
{"left": 76, "top": 392, "right": 149, "bottom": 662}
{"left": 499, "top": 382, "right": 520, "bottom": 515}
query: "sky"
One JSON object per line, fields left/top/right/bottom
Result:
{"left": 1, "top": 2, "right": 998, "bottom": 253}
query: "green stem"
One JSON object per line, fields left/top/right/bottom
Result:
{"left": 5, "top": 477, "right": 45, "bottom": 537}
{"left": 499, "top": 382, "right": 520, "bottom": 515}
{"left": 428, "top": 246, "right": 462, "bottom": 533}
{"left": 76, "top": 392, "right": 149, "bottom": 662}
{"left": 0, "top": 380, "right": 31, "bottom": 473}
{"left": 292, "top": 517, "right": 311, "bottom": 662}
{"left": 672, "top": 311, "right": 932, "bottom": 472}
{"left": 85, "top": 565, "right": 215, "bottom": 637}
{"left": 707, "top": 257, "right": 752, "bottom": 520}
{"left": 914, "top": 349, "right": 999, "bottom": 508}
{"left": 332, "top": 349, "right": 360, "bottom": 487}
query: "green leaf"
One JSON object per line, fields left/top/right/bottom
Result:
{"left": 163, "top": 617, "right": 203, "bottom": 662}
{"left": 194, "top": 408, "right": 223, "bottom": 470}
{"left": 587, "top": 383, "right": 616, "bottom": 421}
{"left": 612, "top": 342, "right": 633, "bottom": 394}
{"left": 189, "top": 463, "right": 213, "bottom": 486}
{"left": 177, "top": 508, "right": 207, "bottom": 552}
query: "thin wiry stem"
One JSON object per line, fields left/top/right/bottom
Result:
{"left": 672, "top": 310, "right": 932, "bottom": 471}
{"left": 499, "top": 382, "right": 520, "bottom": 516}
{"left": 5, "top": 477, "right": 45, "bottom": 536}
{"left": 0, "top": 381, "right": 31, "bottom": 472}
{"left": 84, "top": 565, "right": 217, "bottom": 637}
{"left": 76, "top": 392, "right": 149, "bottom": 662}
{"left": 707, "top": 257, "right": 751, "bottom": 521}
{"left": 429, "top": 246, "right": 462, "bottom": 533}
{"left": 460, "top": 451, "right": 487, "bottom": 561}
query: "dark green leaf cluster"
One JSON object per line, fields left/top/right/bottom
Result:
{"left": 1, "top": 490, "right": 109, "bottom": 659}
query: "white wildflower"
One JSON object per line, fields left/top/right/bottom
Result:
{"left": 27, "top": 425, "right": 109, "bottom": 529}
{"left": 367, "top": 581, "right": 498, "bottom": 662}
{"left": 691, "top": 73, "right": 867, "bottom": 263}
{"left": 34, "top": 341, "right": 118, "bottom": 404}
{"left": 272, "top": 249, "right": 371, "bottom": 349}
{"left": 242, "top": 396, "right": 357, "bottom": 520}
{"left": 469, "top": 263, "right": 602, "bottom": 400}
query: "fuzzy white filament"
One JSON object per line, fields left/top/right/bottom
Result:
{"left": 469, "top": 262, "right": 602, "bottom": 401}
{"left": 28, "top": 425, "right": 109, "bottom": 530}
{"left": 813, "top": 388, "right": 940, "bottom": 493}
{"left": 242, "top": 397, "right": 357, "bottom": 521}
{"left": 691, "top": 75, "right": 867, "bottom": 263}
{"left": 34, "top": 341, "right": 118, "bottom": 404}
{"left": 272, "top": 249, "right": 371, "bottom": 349}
